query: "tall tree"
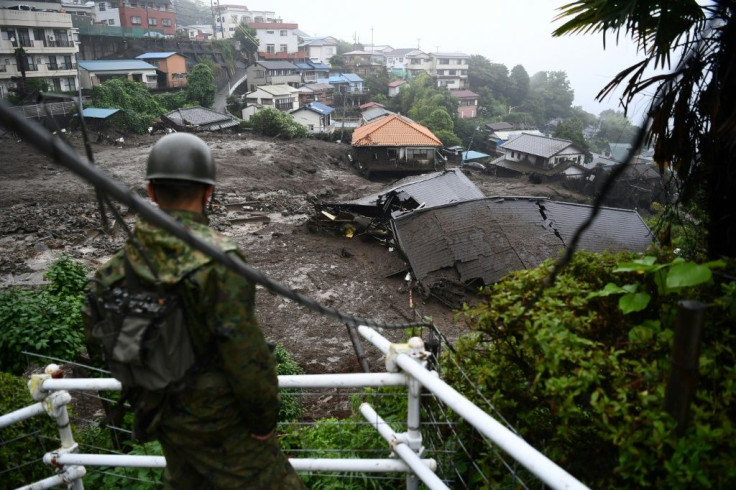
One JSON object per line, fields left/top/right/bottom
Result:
{"left": 233, "top": 22, "right": 259, "bottom": 64}
{"left": 522, "top": 70, "right": 574, "bottom": 125}
{"left": 185, "top": 62, "right": 215, "bottom": 108}
{"left": 555, "top": 1, "right": 736, "bottom": 258}
{"left": 508, "top": 64, "right": 530, "bottom": 106}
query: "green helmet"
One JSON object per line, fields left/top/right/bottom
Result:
{"left": 146, "top": 133, "right": 215, "bottom": 185}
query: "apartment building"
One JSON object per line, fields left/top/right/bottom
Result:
{"left": 430, "top": 52, "right": 469, "bottom": 89}
{"left": 1, "top": 1, "right": 79, "bottom": 99}
{"left": 114, "top": 0, "right": 175, "bottom": 37}
{"left": 213, "top": 4, "right": 277, "bottom": 39}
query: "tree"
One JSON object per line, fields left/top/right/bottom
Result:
{"left": 91, "top": 78, "right": 165, "bottom": 133}
{"left": 184, "top": 62, "right": 216, "bottom": 108}
{"left": 232, "top": 22, "right": 259, "bottom": 63}
{"left": 468, "top": 55, "right": 511, "bottom": 102}
{"left": 555, "top": 1, "right": 736, "bottom": 258}
{"left": 249, "top": 107, "right": 308, "bottom": 139}
{"left": 363, "top": 70, "right": 390, "bottom": 99}
{"left": 521, "top": 70, "right": 575, "bottom": 125}
{"left": 508, "top": 64, "right": 530, "bottom": 106}
{"left": 554, "top": 118, "right": 589, "bottom": 152}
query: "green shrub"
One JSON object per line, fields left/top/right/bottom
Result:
{"left": 273, "top": 342, "right": 304, "bottom": 421}
{"left": 0, "top": 371, "right": 59, "bottom": 487}
{"left": 448, "top": 251, "right": 736, "bottom": 488}
{"left": 80, "top": 439, "right": 163, "bottom": 489}
{"left": 249, "top": 107, "right": 308, "bottom": 139}
{"left": 0, "top": 256, "right": 88, "bottom": 374}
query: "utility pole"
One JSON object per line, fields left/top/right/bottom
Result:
{"left": 211, "top": 0, "right": 217, "bottom": 40}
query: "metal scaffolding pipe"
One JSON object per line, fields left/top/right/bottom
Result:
{"left": 358, "top": 326, "right": 590, "bottom": 490}
{"left": 0, "top": 402, "right": 45, "bottom": 429}
{"left": 16, "top": 465, "right": 86, "bottom": 490}
{"left": 360, "top": 403, "right": 449, "bottom": 490}
{"left": 42, "top": 373, "right": 408, "bottom": 392}
{"left": 45, "top": 453, "right": 436, "bottom": 473}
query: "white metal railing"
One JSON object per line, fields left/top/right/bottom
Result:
{"left": 1, "top": 327, "right": 590, "bottom": 490}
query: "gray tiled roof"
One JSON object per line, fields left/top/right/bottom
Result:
{"left": 345, "top": 169, "right": 484, "bottom": 208}
{"left": 163, "top": 107, "right": 239, "bottom": 130}
{"left": 500, "top": 133, "right": 583, "bottom": 158}
{"left": 391, "top": 197, "right": 653, "bottom": 285}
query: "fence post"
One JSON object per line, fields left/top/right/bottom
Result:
{"left": 664, "top": 300, "right": 707, "bottom": 435}
{"left": 405, "top": 337, "right": 427, "bottom": 490}
{"left": 346, "top": 323, "right": 370, "bottom": 373}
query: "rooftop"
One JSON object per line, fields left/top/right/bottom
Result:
{"left": 78, "top": 60, "right": 157, "bottom": 71}
{"left": 352, "top": 114, "right": 442, "bottom": 147}
{"left": 500, "top": 133, "right": 583, "bottom": 159}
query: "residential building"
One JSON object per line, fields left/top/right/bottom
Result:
{"left": 299, "top": 36, "right": 337, "bottom": 64}
{"left": 77, "top": 59, "right": 158, "bottom": 89}
{"left": 90, "top": 1, "right": 120, "bottom": 27}
{"left": 388, "top": 79, "right": 407, "bottom": 97}
{"left": 450, "top": 89, "right": 479, "bottom": 118}
{"left": 385, "top": 48, "right": 418, "bottom": 77}
{"left": 296, "top": 82, "right": 333, "bottom": 106}
{"left": 343, "top": 50, "right": 386, "bottom": 77}
{"left": 351, "top": 113, "right": 444, "bottom": 177}
{"left": 135, "top": 51, "right": 186, "bottom": 88}
{"left": 290, "top": 101, "right": 333, "bottom": 134}
{"left": 490, "top": 133, "right": 588, "bottom": 180}
{"left": 162, "top": 106, "right": 239, "bottom": 131}
{"left": 245, "top": 60, "right": 300, "bottom": 91}
{"left": 114, "top": 0, "right": 175, "bottom": 37}
{"left": 179, "top": 24, "right": 212, "bottom": 40}
{"left": 405, "top": 50, "right": 432, "bottom": 79}
{"left": 430, "top": 52, "right": 469, "bottom": 89}
{"left": 243, "top": 83, "right": 298, "bottom": 118}
{"left": 212, "top": 4, "right": 277, "bottom": 39}
{"left": 293, "top": 60, "right": 329, "bottom": 83}
{"left": 249, "top": 22, "right": 300, "bottom": 57}
{"left": 60, "top": 0, "right": 98, "bottom": 23}
{"left": 0, "top": 3, "right": 80, "bottom": 99}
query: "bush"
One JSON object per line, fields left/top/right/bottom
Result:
{"left": 448, "top": 251, "right": 736, "bottom": 487}
{"left": 91, "top": 78, "right": 165, "bottom": 133}
{"left": 249, "top": 107, "right": 308, "bottom": 139}
{"left": 0, "top": 256, "right": 88, "bottom": 374}
{"left": 273, "top": 342, "right": 304, "bottom": 421}
{"left": 0, "top": 371, "right": 59, "bottom": 487}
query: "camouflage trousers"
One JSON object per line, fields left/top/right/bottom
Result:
{"left": 158, "top": 426, "right": 304, "bottom": 489}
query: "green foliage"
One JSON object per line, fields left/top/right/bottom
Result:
{"left": 0, "top": 372, "right": 59, "bottom": 487}
{"left": 156, "top": 90, "right": 188, "bottom": 111}
{"left": 0, "top": 256, "right": 88, "bottom": 374}
{"left": 521, "top": 71, "right": 575, "bottom": 125}
{"left": 184, "top": 62, "right": 216, "bottom": 108}
{"left": 363, "top": 71, "right": 390, "bottom": 99}
{"left": 280, "top": 387, "right": 407, "bottom": 489}
{"left": 249, "top": 107, "right": 308, "bottom": 139}
{"left": 233, "top": 22, "right": 259, "bottom": 63}
{"left": 434, "top": 129, "right": 462, "bottom": 147}
{"left": 273, "top": 342, "right": 304, "bottom": 421}
{"left": 211, "top": 39, "right": 237, "bottom": 73}
{"left": 91, "top": 78, "right": 165, "bottom": 133}
{"left": 81, "top": 440, "right": 163, "bottom": 489}
{"left": 553, "top": 117, "right": 589, "bottom": 151}
{"left": 449, "top": 251, "right": 736, "bottom": 487}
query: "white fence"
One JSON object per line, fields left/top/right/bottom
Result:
{"left": 0, "top": 326, "right": 589, "bottom": 490}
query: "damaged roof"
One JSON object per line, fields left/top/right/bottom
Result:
{"left": 352, "top": 114, "right": 442, "bottom": 147}
{"left": 162, "top": 106, "right": 239, "bottom": 131}
{"left": 501, "top": 133, "right": 584, "bottom": 158}
{"left": 391, "top": 197, "right": 653, "bottom": 286}
{"left": 345, "top": 169, "right": 484, "bottom": 208}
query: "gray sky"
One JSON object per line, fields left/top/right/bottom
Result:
{"left": 245, "top": 0, "right": 654, "bottom": 121}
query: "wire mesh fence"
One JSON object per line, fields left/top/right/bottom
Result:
{"left": 2, "top": 331, "right": 566, "bottom": 489}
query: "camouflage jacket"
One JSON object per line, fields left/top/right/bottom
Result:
{"left": 85, "top": 210, "right": 279, "bottom": 437}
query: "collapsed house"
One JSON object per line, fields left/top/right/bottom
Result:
{"left": 162, "top": 106, "right": 240, "bottom": 132}
{"left": 312, "top": 169, "right": 655, "bottom": 307}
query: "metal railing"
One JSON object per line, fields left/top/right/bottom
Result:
{"left": 0, "top": 327, "right": 589, "bottom": 490}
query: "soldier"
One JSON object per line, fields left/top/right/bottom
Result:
{"left": 85, "top": 133, "right": 304, "bottom": 489}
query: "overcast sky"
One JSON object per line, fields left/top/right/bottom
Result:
{"left": 244, "top": 0, "right": 655, "bottom": 121}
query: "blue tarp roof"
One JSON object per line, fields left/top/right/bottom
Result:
{"left": 341, "top": 73, "right": 363, "bottom": 82}
{"left": 81, "top": 108, "right": 121, "bottom": 119}
{"left": 136, "top": 52, "right": 179, "bottom": 59}
{"left": 78, "top": 60, "right": 157, "bottom": 71}
{"left": 462, "top": 150, "right": 490, "bottom": 161}
{"left": 303, "top": 101, "right": 334, "bottom": 115}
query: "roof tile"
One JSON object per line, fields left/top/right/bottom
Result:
{"left": 352, "top": 114, "right": 442, "bottom": 147}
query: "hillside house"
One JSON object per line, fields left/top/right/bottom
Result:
{"left": 299, "top": 36, "right": 337, "bottom": 64}
{"left": 296, "top": 82, "right": 333, "bottom": 106}
{"left": 245, "top": 60, "right": 300, "bottom": 91}
{"left": 388, "top": 79, "right": 408, "bottom": 98}
{"left": 242, "top": 84, "right": 298, "bottom": 120}
{"left": 135, "top": 52, "right": 186, "bottom": 88}
{"left": 450, "top": 89, "right": 479, "bottom": 118}
{"left": 77, "top": 59, "right": 158, "bottom": 89}
{"left": 293, "top": 60, "right": 330, "bottom": 83}
{"left": 490, "top": 133, "right": 588, "bottom": 180}
{"left": 351, "top": 114, "right": 444, "bottom": 177}
{"left": 290, "top": 101, "right": 333, "bottom": 134}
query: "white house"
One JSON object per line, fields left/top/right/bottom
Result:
{"left": 388, "top": 79, "right": 408, "bottom": 98}
{"left": 242, "top": 83, "right": 299, "bottom": 120}
{"left": 490, "top": 133, "right": 588, "bottom": 179}
{"left": 385, "top": 48, "right": 419, "bottom": 76}
{"left": 250, "top": 22, "right": 300, "bottom": 57}
{"left": 90, "top": 0, "right": 121, "bottom": 27}
{"left": 299, "top": 36, "right": 337, "bottom": 64}
{"left": 290, "top": 101, "right": 333, "bottom": 134}
{"left": 213, "top": 4, "right": 277, "bottom": 39}
{"left": 430, "top": 52, "right": 469, "bottom": 89}
{"left": 77, "top": 59, "right": 158, "bottom": 89}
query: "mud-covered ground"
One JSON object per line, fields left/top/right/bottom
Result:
{"left": 0, "top": 131, "right": 591, "bottom": 375}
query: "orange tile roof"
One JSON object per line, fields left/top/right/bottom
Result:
{"left": 352, "top": 114, "right": 442, "bottom": 147}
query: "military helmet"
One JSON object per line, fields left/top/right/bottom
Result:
{"left": 146, "top": 133, "right": 215, "bottom": 185}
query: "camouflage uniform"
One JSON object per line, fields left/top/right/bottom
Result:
{"left": 86, "top": 210, "right": 304, "bottom": 489}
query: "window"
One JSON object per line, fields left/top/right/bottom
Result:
{"left": 244, "top": 16, "right": 251, "bottom": 22}
{"left": 98, "top": 2, "right": 106, "bottom": 11}
{"left": 280, "top": 30, "right": 287, "bottom": 36}
{"left": 229, "top": 27, "right": 235, "bottom": 32}
{"left": 266, "top": 44, "right": 275, "bottom": 54}
{"left": 280, "top": 44, "right": 287, "bottom": 52}
{"left": 146, "top": 74, "right": 157, "bottom": 82}
{"left": 161, "top": 18, "right": 171, "bottom": 26}
{"left": 131, "top": 16, "right": 142, "bottom": 25}
{"left": 266, "top": 30, "right": 274, "bottom": 34}
{"left": 107, "top": 19, "right": 115, "bottom": 25}
{"left": 449, "top": 70, "right": 456, "bottom": 75}
{"left": 148, "top": 18, "right": 157, "bottom": 26}
{"left": 254, "top": 16, "right": 263, "bottom": 22}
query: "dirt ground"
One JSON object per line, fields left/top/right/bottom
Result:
{"left": 0, "top": 131, "right": 592, "bottom": 375}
